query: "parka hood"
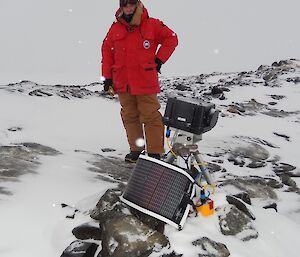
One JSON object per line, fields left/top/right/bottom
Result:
{"left": 115, "top": 2, "right": 148, "bottom": 27}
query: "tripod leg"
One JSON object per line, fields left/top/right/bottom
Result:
{"left": 193, "top": 152, "right": 214, "bottom": 185}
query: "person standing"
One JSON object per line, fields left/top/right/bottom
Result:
{"left": 101, "top": 0, "right": 178, "bottom": 162}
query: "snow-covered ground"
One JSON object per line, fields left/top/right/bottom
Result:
{"left": 1, "top": 60, "right": 300, "bottom": 256}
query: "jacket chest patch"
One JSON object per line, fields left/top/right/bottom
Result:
{"left": 143, "top": 40, "right": 150, "bottom": 49}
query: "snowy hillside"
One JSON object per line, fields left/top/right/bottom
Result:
{"left": 0, "top": 0, "right": 300, "bottom": 84}
{"left": 0, "top": 59, "right": 300, "bottom": 257}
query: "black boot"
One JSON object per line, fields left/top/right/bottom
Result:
{"left": 148, "top": 153, "right": 161, "bottom": 160}
{"left": 125, "top": 151, "right": 141, "bottom": 163}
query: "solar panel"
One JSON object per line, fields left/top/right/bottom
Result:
{"left": 120, "top": 155, "right": 195, "bottom": 230}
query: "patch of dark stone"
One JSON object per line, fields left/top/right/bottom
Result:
{"left": 88, "top": 156, "right": 134, "bottom": 183}
{"left": 226, "top": 195, "right": 256, "bottom": 220}
{"left": 227, "top": 156, "right": 245, "bottom": 167}
{"left": 246, "top": 161, "right": 267, "bottom": 168}
{"left": 273, "top": 162, "right": 300, "bottom": 177}
{"left": 207, "top": 162, "right": 223, "bottom": 173}
{"left": 0, "top": 143, "right": 60, "bottom": 196}
{"left": 88, "top": 187, "right": 170, "bottom": 257}
{"left": 219, "top": 177, "right": 279, "bottom": 200}
{"left": 268, "top": 102, "right": 277, "bottom": 106}
{"left": 72, "top": 223, "right": 102, "bottom": 240}
{"left": 21, "top": 142, "right": 61, "bottom": 156}
{"left": 0, "top": 186, "right": 13, "bottom": 196}
{"left": 217, "top": 204, "right": 258, "bottom": 241}
{"left": 234, "top": 136, "right": 278, "bottom": 149}
{"left": 228, "top": 142, "right": 270, "bottom": 165}
{"left": 60, "top": 203, "right": 80, "bottom": 219}
{"left": 273, "top": 132, "right": 290, "bottom": 141}
{"left": 7, "top": 126, "right": 22, "bottom": 132}
{"left": 261, "top": 109, "right": 300, "bottom": 118}
{"left": 75, "top": 186, "right": 233, "bottom": 257}
{"left": 225, "top": 98, "right": 299, "bottom": 119}
{"left": 60, "top": 240, "right": 98, "bottom": 257}
{"left": 269, "top": 94, "right": 286, "bottom": 100}
{"left": 263, "top": 203, "right": 278, "bottom": 212}
{"left": 232, "top": 192, "right": 252, "bottom": 205}
{"left": 192, "top": 237, "right": 230, "bottom": 257}
{"left": 1, "top": 80, "right": 104, "bottom": 100}
{"left": 286, "top": 77, "right": 300, "bottom": 84}
{"left": 100, "top": 148, "right": 116, "bottom": 153}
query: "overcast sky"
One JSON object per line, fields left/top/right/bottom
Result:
{"left": 0, "top": 0, "right": 299, "bottom": 84}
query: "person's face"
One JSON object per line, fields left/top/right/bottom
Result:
{"left": 122, "top": 4, "right": 137, "bottom": 15}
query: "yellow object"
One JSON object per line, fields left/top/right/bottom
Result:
{"left": 196, "top": 199, "right": 215, "bottom": 216}
{"left": 166, "top": 137, "right": 177, "bottom": 158}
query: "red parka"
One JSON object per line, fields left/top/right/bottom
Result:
{"left": 101, "top": 6, "right": 178, "bottom": 95}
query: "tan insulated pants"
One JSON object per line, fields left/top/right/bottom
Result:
{"left": 118, "top": 92, "right": 164, "bottom": 154}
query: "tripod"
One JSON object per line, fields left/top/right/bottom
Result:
{"left": 164, "top": 128, "right": 214, "bottom": 186}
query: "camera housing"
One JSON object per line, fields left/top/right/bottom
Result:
{"left": 163, "top": 97, "right": 219, "bottom": 135}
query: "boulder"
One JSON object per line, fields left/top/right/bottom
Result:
{"left": 219, "top": 177, "right": 278, "bottom": 200}
{"left": 90, "top": 187, "right": 130, "bottom": 224}
{"left": 61, "top": 240, "right": 98, "bottom": 257}
{"left": 101, "top": 215, "right": 169, "bottom": 257}
{"left": 192, "top": 237, "right": 230, "bottom": 257}
{"left": 217, "top": 204, "right": 258, "bottom": 241}
{"left": 72, "top": 223, "right": 102, "bottom": 240}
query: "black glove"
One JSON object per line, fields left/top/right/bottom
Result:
{"left": 103, "top": 79, "right": 113, "bottom": 92}
{"left": 155, "top": 58, "right": 163, "bottom": 74}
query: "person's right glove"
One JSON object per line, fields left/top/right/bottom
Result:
{"left": 155, "top": 58, "right": 163, "bottom": 74}
{"left": 103, "top": 79, "right": 112, "bottom": 91}
{"left": 103, "top": 79, "right": 115, "bottom": 96}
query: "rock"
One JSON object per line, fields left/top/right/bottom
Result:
{"left": 230, "top": 143, "right": 269, "bottom": 161}
{"left": 160, "top": 251, "right": 183, "bottom": 257}
{"left": 268, "top": 101, "right": 277, "bottom": 106}
{"left": 269, "top": 95, "right": 286, "bottom": 100}
{"left": 219, "top": 177, "right": 278, "bottom": 200}
{"left": 192, "top": 237, "right": 230, "bottom": 257}
{"left": 21, "top": 142, "right": 61, "bottom": 156}
{"left": 286, "top": 77, "right": 300, "bottom": 84}
{"left": 263, "top": 72, "right": 277, "bottom": 82}
{"left": 217, "top": 204, "right": 258, "bottom": 241}
{"left": 226, "top": 195, "right": 255, "bottom": 220}
{"left": 232, "top": 192, "right": 252, "bottom": 205}
{"left": 72, "top": 223, "right": 102, "bottom": 240}
{"left": 207, "top": 162, "right": 223, "bottom": 173}
{"left": 130, "top": 208, "right": 165, "bottom": 233}
{"left": 273, "top": 163, "right": 300, "bottom": 177}
{"left": 273, "top": 132, "right": 290, "bottom": 141}
{"left": 227, "top": 106, "right": 241, "bottom": 115}
{"left": 227, "top": 156, "right": 245, "bottom": 167}
{"left": 101, "top": 148, "right": 116, "bottom": 153}
{"left": 175, "top": 84, "right": 189, "bottom": 91}
{"left": 7, "top": 126, "right": 22, "bottom": 132}
{"left": 90, "top": 188, "right": 130, "bottom": 224}
{"left": 263, "top": 177, "right": 284, "bottom": 189}
{"left": 88, "top": 156, "right": 133, "bottom": 182}
{"left": 280, "top": 175, "right": 297, "bottom": 188}
{"left": 0, "top": 143, "right": 60, "bottom": 195}
{"left": 263, "top": 203, "right": 278, "bottom": 212}
{"left": 61, "top": 240, "right": 99, "bottom": 257}
{"left": 101, "top": 216, "right": 169, "bottom": 257}
{"left": 211, "top": 86, "right": 223, "bottom": 95}
{"left": 246, "top": 161, "right": 267, "bottom": 168}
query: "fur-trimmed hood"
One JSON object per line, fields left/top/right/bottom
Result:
{"left": 115, "top": 2, "right": 148, "bottom": 27}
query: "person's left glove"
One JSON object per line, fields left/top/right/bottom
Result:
{"left": 155, "top": 58, "right": 163, "bottom": 74}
